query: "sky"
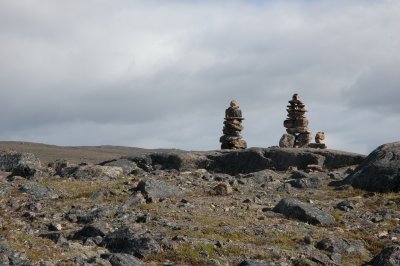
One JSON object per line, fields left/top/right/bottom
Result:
{"left": 0, "top": 0, "right": 399, "bottom": 154}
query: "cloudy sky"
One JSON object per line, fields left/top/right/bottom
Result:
{"left": 0, "top": 0, "right": 399, "bottom": 154}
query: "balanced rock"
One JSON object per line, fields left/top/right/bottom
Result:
{"left": 280, "top": 94, "right": 312, "bottom": 148}
{"left": 220, "top": 100, "right": 247, "bottom": 150}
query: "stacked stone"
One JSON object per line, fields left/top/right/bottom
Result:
{"left": 220, "top": 100, "right": 247, "bottom": 150}
{"left": 283, "top": 94, "right": 312, "bottom": 147}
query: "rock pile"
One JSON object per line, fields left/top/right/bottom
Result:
{"left": 280, "top": 94, "right": 312, "bottom": 148}
{"left": 308, "top": 131, "right": 328, "bottom": 149}
{"left": 220, "top": 100, "right": 247, "bottom": 150}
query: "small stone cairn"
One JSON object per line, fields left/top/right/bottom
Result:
{"left": 280, "top": 94, "right": 312, "bottom": 148}
{"left": 308, "top": 132, "right": 327, "bottom": 149}
{"left": 220, "top": 100, "right": 247, "bottom": 150}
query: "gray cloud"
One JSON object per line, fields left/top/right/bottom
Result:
{"left": 0, "top": 0, "right": 399, "bottom": 154}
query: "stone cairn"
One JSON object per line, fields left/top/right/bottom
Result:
{"left": 280, "top": 94, "right": 312, "bottom": 148}
{"left": 220, "top": 100, "right": 247, "bottom": 150}
{"left": 308, "top": 131, "right": 327, "bottom": 149}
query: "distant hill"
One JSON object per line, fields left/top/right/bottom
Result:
{"left": 0, "top": 141, "right": 183, "bottom": 164}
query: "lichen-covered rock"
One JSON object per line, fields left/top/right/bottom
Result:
{"left": 0, "top": 151, "right": 41, "bottom": 178}
{"left": 108, "top": 253, "right": 144, "bottom": 266}
{"left": 273, "top": 198, "right": 335, "bottom": 225}
{"left": 213, "top": 182, "right": 233, "bottom": 196}
{"left": 60, "top": 165, "right": 124, "bottom": 179}
{"left": 99, "top": 159, "right": 139, "bottom": 175}
{"left": 135, "top": 179, "right": 183, "bottom": 202}
{"left": 346, "top": 141, "right": 400, "bottom": 192}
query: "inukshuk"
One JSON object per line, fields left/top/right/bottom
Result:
{"left": 220, "top": 100, "right": 247, "bottom": 149}
{"left": 282, "top": 94, "right": 312, "bottom": 147}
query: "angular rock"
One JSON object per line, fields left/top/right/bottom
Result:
{"left": 315, "top": 237, "right": 367, "bottom": 255}
{"left": 61, "top": 165, "right": 123, "bottom": 179}
{"left": 289, "top": 177, "right": 322, "bottom": 189}
{"left": 135, "top": 179, "right": 183, "bottom": 202}
{"left": 101, "top": 227, "right": 161, "bottom": 258}
{"left": 238, "top": 259, "right": 279, "bottom": 266}
{"left": 108, "top": 253, "right": 144, "bottom": 266}
{"left": 0, "top": 151, "right": 41, "bottom": 178}
{"left": 19, "top": 183, "right": 59, "bottom": 201}
{"left": 346, "top": 142, "right": 400, "bottom": 192}
{"left": 370, "top": 245, "right": 400, "bottom": 266}
{"left": 272, "top": 198, "right": 335, "bottom": 225}
{"left": 71, "top": 224, "right": 106, "bottom": 240}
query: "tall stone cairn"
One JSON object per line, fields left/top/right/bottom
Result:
{"left": 282, "top": 94, "right": 312, "bottom": 148}
{"left": 220, "top": 100, "right": 247, "bottom": 150}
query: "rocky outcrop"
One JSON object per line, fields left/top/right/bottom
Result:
{"left": 345, "top": 141, "right": 400, "bottom": 192}
{"left": 0, "top": 151, "right": 41, "bottom": 178}
{"left": 273, "top": 198, "right": 335, "bottom": 225}
{"left": 120, "top": 148, "right": 364, "bottom": 175}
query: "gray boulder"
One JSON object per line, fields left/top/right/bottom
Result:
{"left": 99, "top": 159, "right": 139, "bottom": 175}
{"left": 109, "top": 253, "right": 144, "bottom": 266}
{"left": 101, "top": 227, "right": 161, "bottom": 258}
{"left": 19, "top": 183, "right": 59, "bottom": 201}
{"left": 0, "top": 151, "right": 41, "bottom": 178}
{"left": 346, "top": 142, "right": 400, "bottom": 192}
{"left": 289, "top": 177, "right": 322, "bottom": 189}
{"left": 134, "top": 179, "right": 183, "bottom": 202}
{"left": 60, "top": 165, "right": 123, "bottom": 179}
{"left": 273, "top": 198, "right": 335, "bottom": 225}
{"left": 370, "top": 245, "right": 400, "bottom": 266}
{"left": 242, "top": 169, "right": 281, "bottom": 184}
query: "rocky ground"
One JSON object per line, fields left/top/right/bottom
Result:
{"left": 0, "top": 141, "right": 399, "bottom": 266}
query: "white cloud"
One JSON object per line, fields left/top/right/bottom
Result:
{"left": 0, "top": 0, "right": 399, "bottom": 154}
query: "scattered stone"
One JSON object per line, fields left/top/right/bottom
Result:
{"left": 370, "top": 245, "right": 400, "bottom": 266}
{"left": 213, "top": 182, "right": 233, "bottom": 196}
{"left": 101, "top": 227, "right": 161, "bottom": 258}
{"left": 346, "top": 141, "right": 400, "bottom": 192}
{"left": 220, "top": 100, "right": 247, "bottom": 149}
{"left": 290, "top": 171, "right": 311, "bottom": 179}
{"left": 281, "top": 94, "right": 312, "bottom": 148}
{"left": 272, "top": 198, "right": 335, "bottom": 225}
{"left": 242, "top": 170, "right": 281, "bottom": 184}
{"left": 336, "top": 200, "right": 354, "bottom": 212}
{"left": 39, "top": 232, "right": 67, "bottom": 244}
{"left": 238, "top": 259, "right": 279, "bottom": 266}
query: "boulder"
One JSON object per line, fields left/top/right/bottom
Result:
{"left": 71, "top": 224, "right": 106, "bottom": 240}
{"left": 101, "top": 227, "right": 161, "bottom": 258}
{"left": 370, "top": 245, "right": 400, "bottom": 266}
{"left": 99, "top": 159, "right": 139, "bottom": 175}
{"left": 272, "top": 198, "right": 335, "bottom": 225}
{"left": 279, "top": 134, "right": 295, "bottom": 148}
{"left": 346, "top": 142, "right": 400, "bottom": 192}
{"left": 0, "top": 151, "right": 41, "bottom": 178}
{"left": 289, "top": 177, "right": 322, "bottom": 189}
{"left": 19, "top": 183, "right": 59, "bottom": 201}
{"left": 61, "top": 165, "right": 123, "bottom": 179}
{"left": 134, "top": 179, "right": 183, "bottom": 202}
